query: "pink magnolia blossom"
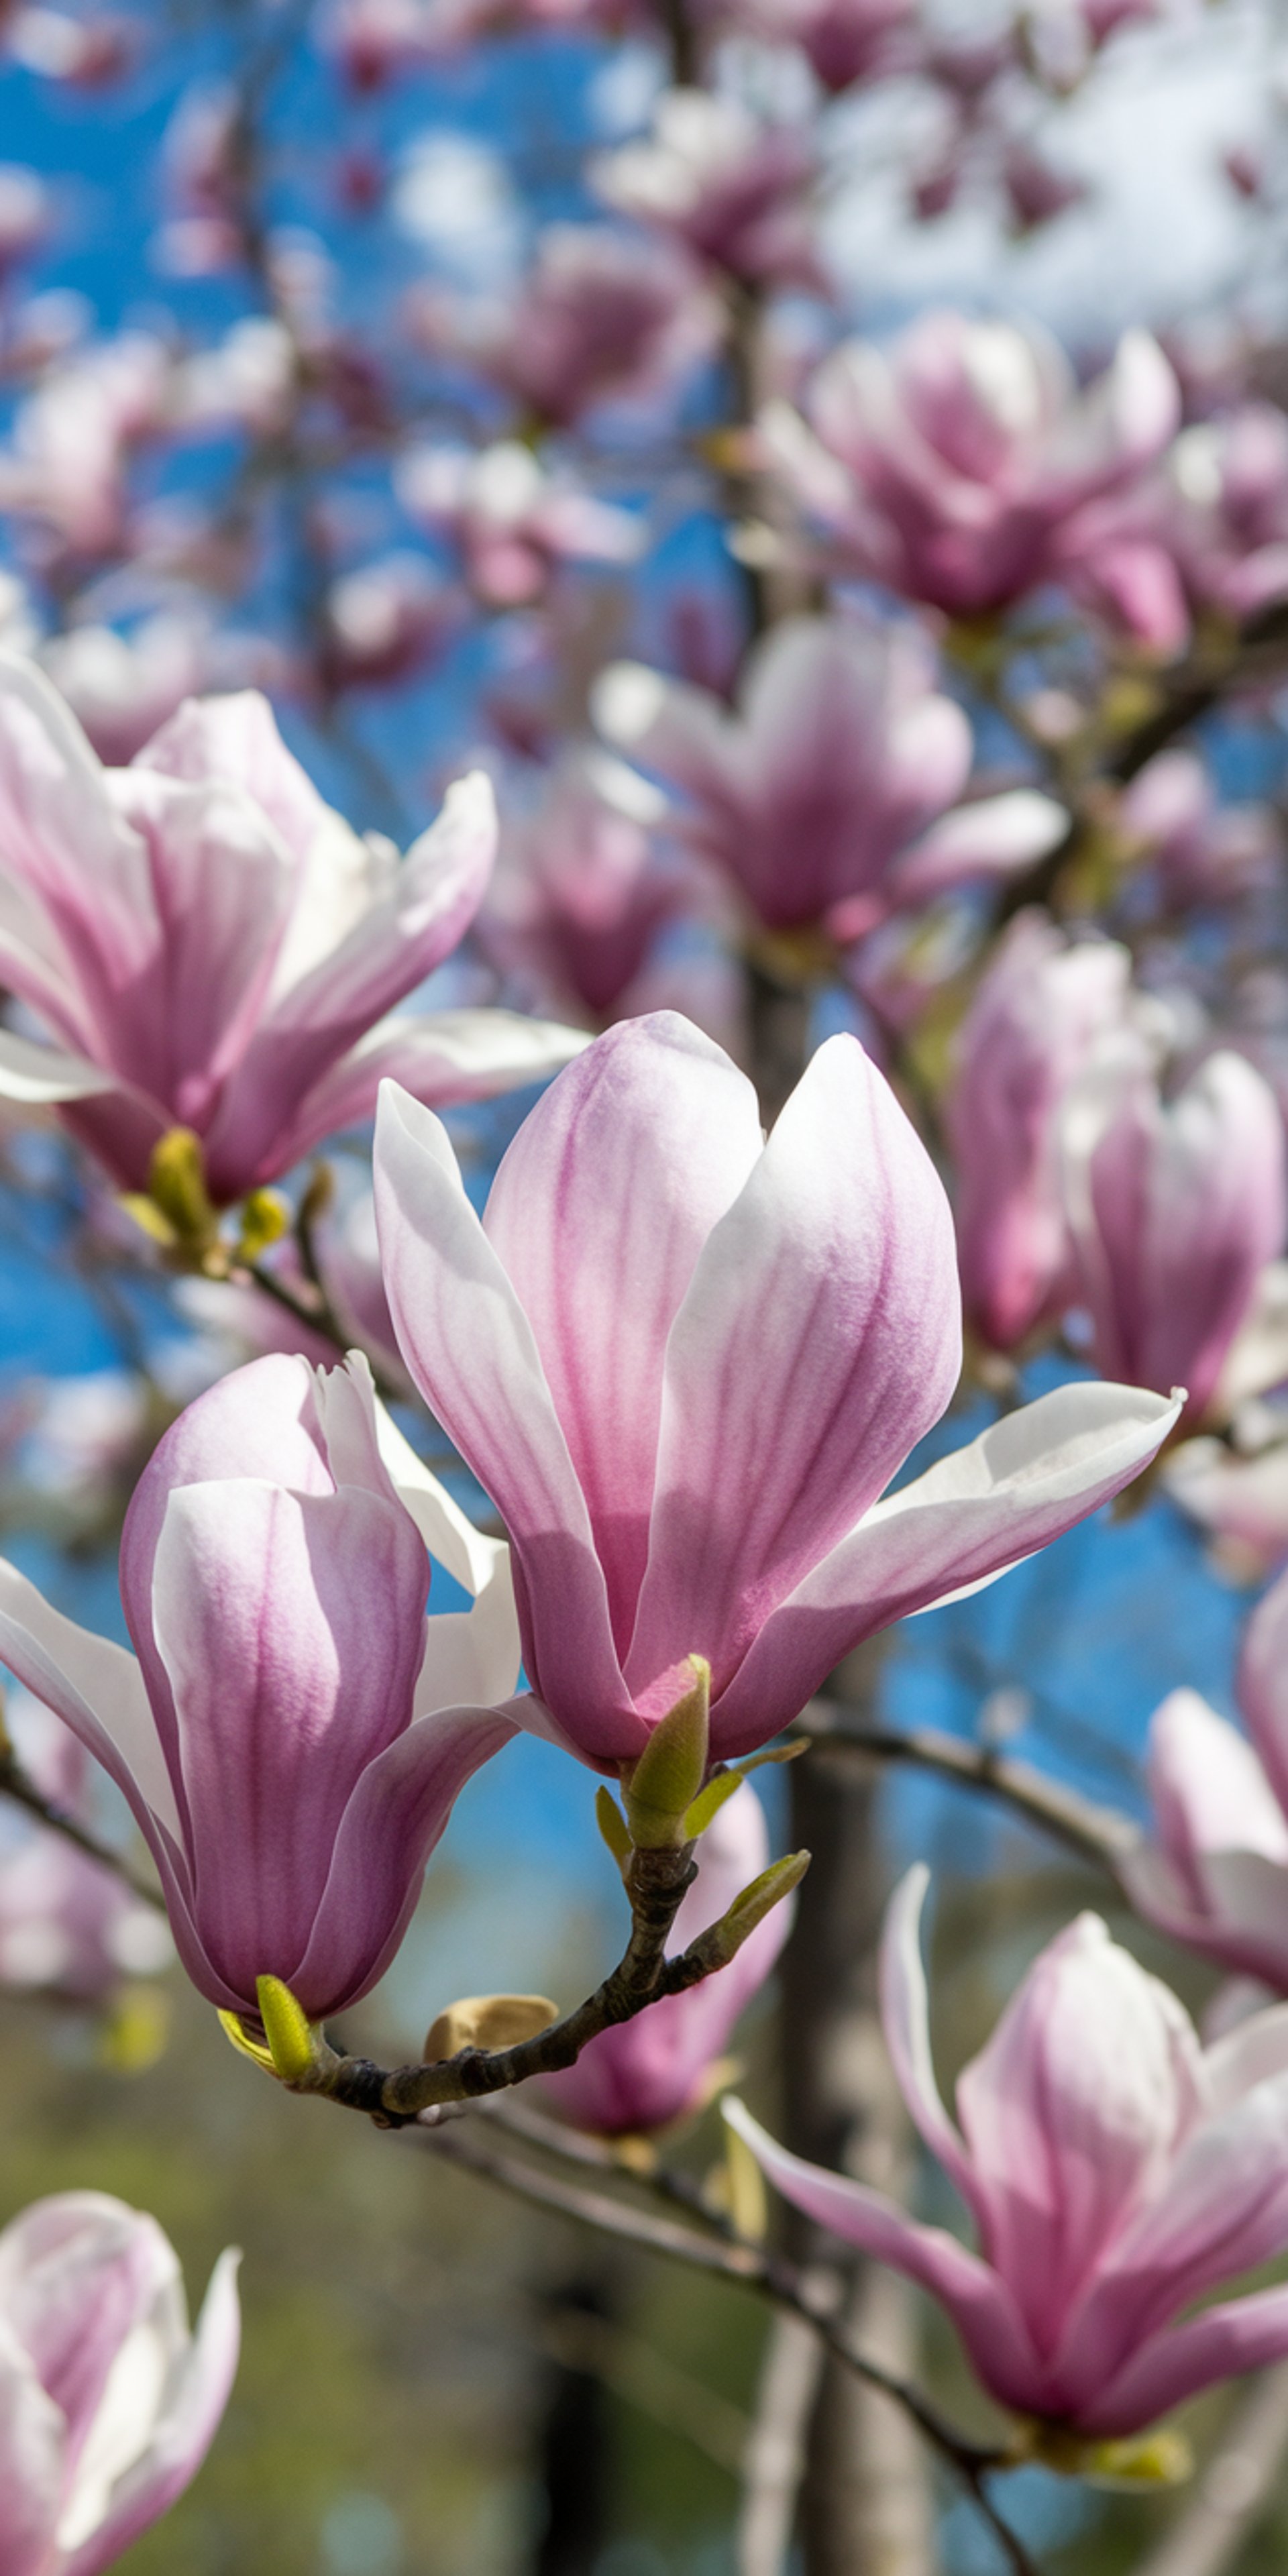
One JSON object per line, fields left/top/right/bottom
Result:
{"left": 396, "top": 441, "right": 642, "bottom": 607}
{"left": 1063, "top": 1048, "right": 1287, "bottom": 1423}
{"left": 0, "top": 1353, "right": 522, "bottom": 2023}
{"left": 947, "top": 914, "right": 1133, "bottom": 1352}
{"left": 0, "top": 659, "right": 584, "bottom": 1201}
{"left": 0, "top": 1694, "right": 172, "bottom": 2003}
{"left": 373, "top": 1011, "right": 1180, "bottom": 1770}
{"left": 478, "top": 751, "right": 694, "bottom": 1024}
{"left": 1086, "top": 406, "right": 1288, "bottom": 653}
{"left": 594, "top": 614, "right": 1065, "bottom": 937}
{"left": 1118, "top": 750, "right": 1281, "bottom": 909}
{"left": 759, "top": 313, "right": 1179, "bottom": 618}
{"left": 1164, "top": 1430, "right": 1288, "bottom": 1576}
{"left": 0, "top": 165, "right": 50, "bottom": 274}
{"left": 38, "top": 619, "right": 209, "bottom": 765}
{"left": 592, "top": 94, "right": 820, "bottom": 292}
{"left": 408, "top": 225, "right": 716, "bottom": 429}
{"left": 1124, "top": 1580, "right": 1288, "bottom": 1990}
{"left": 0, "top": 2190, "right": 238, "bottom": 2575}
{"left": 320, "top": 553, "right": 460, "bottom": 690}
{"left": 3, "top": 7, "right": 139, "bottom": 83}
{"left": 729, "top": 1866, "right": 1288, "bottom": 2438}
{"left": 0, "top": 335, "right": 172, "bottom": 559}
{"left": 541, "top": 1781, "right": 792, "bottom": 2133}
{"left": 720, "top": 0, "right": 912, "bottom": 93}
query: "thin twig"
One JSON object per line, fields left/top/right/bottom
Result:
{"left": 0, "top": 1754, "right": 165, "bottom": 1910}
{"left": 800, "top": 1698, "right": 1138, "bottom": 1874}
{"left": 421, "top": 2116, "right": 1038, "bottom": 2576}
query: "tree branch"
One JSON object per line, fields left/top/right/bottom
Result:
{"left": 0, "top": 1749, "right": 166, "bottom": 1911}
{"left": 800, "top": 1698, "right": 1139, "bottom": 1875}
{"left": 280, "top": 1838, "right": 748, "bottom": 2123}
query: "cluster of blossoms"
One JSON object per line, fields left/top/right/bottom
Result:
{"left": 3, "top": 0, "right": 1288, "bottom": 2561}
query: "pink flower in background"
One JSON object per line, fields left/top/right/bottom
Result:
{"left": 37, "top": 619, "right": 210, "bottom": 765}
{"left": 408, "top": 225, "right": 716, "bottom": 429}
{"left": 541, "top": 1782, "right": 792, "bottom": 2133}
{"left": 594, "top": 614, "right": 1065, "bottom": 936}
{"left": 1063, "top": 1047, "right": 1287, "bottom": 1423}
{"left": 1124, "top": 1574, "right": 1288, "bottom": 1988}
{"left": 374, "top": 1011, "right": 1179, "bottom": 1770}
{"left": 0, "top": 2190, "right": 239, "bottom": 2573}
{"left": 0, "top": 1694, "right": 172, "bottom": 2003}
{"left": 320, "top": 553, "right": 461, "bottom": 690}
{"left": 0, "top": 1354, "right": 522, "bottom": 2023}
{"left": 397, "top": 441, "right": 642, "bottom": 606}
{"left": 478, "top": 751, "right": 695, "bottom": 1024}
{"left": 1165, "top": 1431, "right": 1288, "bottom": 1576}
{"left": 947, "top": 914, "right": 1132, "bottom": 1352}
{"left": 1086, "top": 406, "right": 1288, "bottom": 653}
{"left": 760, "top": 314, "right": 1178, "bottom": 617}
{"left": 0, "top": 659, "right": 585, "bottom": 1201}
{"left": 592, "top": 94, "right": 820, "bottom": 292}
{"left": 0, "top": 164, "right": 51, "bottom": 274}
{"left": 154, "top": 78, "right": 246, "bottom": 275}
{"left": 1118, "top": 750, "right": 1281, "bottom": 909}
{"left": 729, "top": 1866, "right": 1288, "bottom": 2437}
{"left": 720, "top": 0, "right": 912, "bottom": 94}
{"left": 0, "top": 334, "right": 172, "bottom": 559}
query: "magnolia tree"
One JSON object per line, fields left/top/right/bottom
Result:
{"left": 2, "top": 1, "right": 1288, "bottom": 2570}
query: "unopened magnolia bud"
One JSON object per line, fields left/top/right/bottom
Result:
{"left": 595, "top": 1784, "right": 633, "bottom": 1873}
{"left": 690, "top": 1849, "right": 810, "bottom": 1972}
{"left": 621, "top": 1657, "right": 710, "bottom": 1849}
{"left": 236, "top": 1189, "right": 290, "bottom": 1263}
{"left": 149, "top": 1127, "right": 218, "bottom": 1248}
{"left": 423, "top": 1992, "right": 557, "bottom": 2061}
{"left": 1018, "top": 2419, "right": 1193, "bottom": 2487}
{"left": 256, "top": 1974, "right": 319, "bottom": 2086}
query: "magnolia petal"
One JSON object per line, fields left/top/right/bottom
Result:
{"left": 61, "top": 2247, "right": 241, "bottom": 2576}
{"left": 1085, "top": 2280, "right": 1288, "bottom": 2438}
{"left": 288, "top": 1702, "right": 519, "bottom": 2018}
{"left": 484, "top": 1014, "right": 763, "bottom": 1655}
{"left": 243, "top": 1004, "right": 591, "bottom": 1183}
{"left": 374, "top": 1081, "right": 637, "bottom": 1758}
{"left": 628, "top": 1034, "right": 961, "bottom": 1713}
{"left": 723, "top": 2098, "right": 1040, "bottom": 2416}
{"left": 711, "top": 1383, "right": 1181, "bottom": 1758}
{"left": 0, "top": 1029, "right": 116, "bottom": 1105}
{"left": 879, "top": 1868, "right": 984, "bottom": 2220}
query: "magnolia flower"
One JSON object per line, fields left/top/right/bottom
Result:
{"left": 721, "top": 0, "right": 912, "bottom": 92}
{"left": 592, "top": 93, "right": 820, "bottom": 292}
{"left": 0, "top": 164, "right": 50, "bottom": 274}
{"left": 0, "top": 659, "right": 584, "bottom": 1202}
{"left": 320, "top": 553, "right": 460, "bottom": 690}
{"left": 0, "top": 2190, "right": 239, "bottom": 2573}
{"left": 38, "top": 618, "right": 209, "bottom": 765}
{"left": 0, "top": 334, "right": 172, "bottom": 557}
{"left": 1063, "top": 1049, "right": 1287, "bottom": 1424}
{"left": 396, "top": 440, "right": 641, "bottom": 607}
{"left": 729, "top": 1867, "right": 1288, "bottom": 2438}
{"left": 1086, "top": 407, "right": 1288, "bottom": 653}
{"left": 374, "top": 1011, "right": 1179, "bottom": 1770}
{"left": 408, "top": 225, "right": 715, "bottom": 429}
{"left": 0, "top": 1353, "right": 521, "bottom": 2024}
{"left": 1165, "top": 1430, "right": 1288, "bottom": 1576}
{"left": 0, "top": 1694, "right": 172, "bottom": 2002}
{"left": 478, "top": 751, "right": 693, "bottom": 1024}
{"left": 594, "top": 615, "right": 1065, "bottom": 938}
{"left": 947, "top": 914, "right": 1132, "bottom": 1352}
{"left": 1125, "top": 1567, "right": 1288, "bottom": 1988}
{"left": 760, "top": 314, "right": 1178, "bottom": 618}
{"left": 541, "top": 1781, "right": 792, "bottom": 2133}
{"left": 1118, "top": 750, "right": 1281, "bottom": 910}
